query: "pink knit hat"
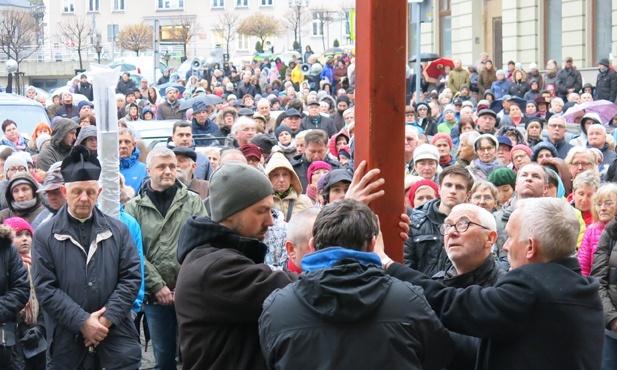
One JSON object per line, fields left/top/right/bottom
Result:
{"left": 4, "top": 217, "right": 33, "bottom": 236}
{"left": 510, "top": 144, "right": 532, "bottom": 157}
{"left": 307, "top": 161, "right": 332, "bottom": 184}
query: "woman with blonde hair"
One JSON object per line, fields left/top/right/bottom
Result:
{"left": 579, "top": 184, "right": 617, "bottom": 276}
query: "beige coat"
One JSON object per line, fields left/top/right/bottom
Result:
{"left": 266, "top": 152, "right": 313, "bottom": 221}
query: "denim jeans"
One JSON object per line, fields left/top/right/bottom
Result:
{"left": 145, "top": 303, "right": 177, "bottom": 370}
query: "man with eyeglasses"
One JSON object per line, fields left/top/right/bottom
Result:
{"left": 405, "top": 165, "right": 474, "bottom": 276}
{"left": 545, "top": 115, "right": 573, "bottom": 159}
{"left": 432, "top": 204, "right": 505, "bottom": 370}
{"left": 377, "top": 197, "right": 604, "bottom": 370}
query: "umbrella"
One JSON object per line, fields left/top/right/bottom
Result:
{"left": 489, "top": 96, "right": 527, "bottom": 113}
{"left": 425, "top": 58, "right": 454, "bottom": 79}
{"left": 253, "top": 53, "right": 276, "bottom": 62}
{"left": 409, "top": 53, "right": 441, "bottom": 63}
{"left": 158, "top": 82, "right": 185, "bottom": 95}
{"left": 318, "top": 48, "right": 345, "bottom": 65}
{"left": 562, "top": 100, "right": 617, "bottom": 124}
{"left": 179, "top": 94, "right": 224, "bottom": 111}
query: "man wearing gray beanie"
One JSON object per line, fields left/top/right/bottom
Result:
{"left": 175, "top": 161, "right": 296, "bottom": 370}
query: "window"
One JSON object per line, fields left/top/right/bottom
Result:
{"left": 113, "top": 0, "right": 125, "bottom": 11}
{"left": 212, "top": 0, "right": 224, "bottom": 7}
{"left": 261, "top": 0, "right": 272, "bottom": 5}
{"left": 343, "top": 11, "right": 350, "bottom": 38}
{"left": 87, "top": 0, "right": 99, "bottom": 12}
{"left": 312, "top": 13, "right": 324, "bottom": 37}
{"left": 161, "top": 25, "right": 189, "bottom": 42}
{"left": 63, "top": 0, "right": 75, "bottom": 13}
{"left": 593, "top": 0, "right": 612, "bottom": 62}
{"left": 212, "top": 31, "right": 224, "bottom": 46}
{"left": 237, "top": 34, "right": 249, "bottom": 50}
{"left": 544, "top": 0, "right": 562, "bottom": 63}
{"left": 439, "top": 0, "right": 451, "bottom": 58}
{"left": 236, "top": 0, "right": 248, "bottom": 7}
{"left": 158, "top": 0, "right": 184, "bottom": 10}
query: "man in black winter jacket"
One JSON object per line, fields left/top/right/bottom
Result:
{"left": 595, "top": 58, "right": 617, "bottom": 102}
{"left": 378, "top": 197, "right": 604, "bottom": 370}
{"left": 259, "top": 199, "right": 452, "bottom": 370}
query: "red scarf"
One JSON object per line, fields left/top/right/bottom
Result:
{"left": 286, "top": 259, "right": 302, "bottom": 274}
{"left": 439, "top": 155, "right": 452, "bottom": 166}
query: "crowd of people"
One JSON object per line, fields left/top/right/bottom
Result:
{"left": 1, "top": 49, "right": 617, "bottom": 370}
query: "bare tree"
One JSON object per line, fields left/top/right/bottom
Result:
{"left": 237, "top": 13, "right": 283, "bottom": 53}
{"left": 212, "top": 11, "right": 240, "bottom": 58}
{"left": 173, "top": 16, "right": 200, "bottom": 62}
{"left": 281, "top": 7, "right": 311, "bottom": 51}
{"left": 0, "top": 9, "right": 39, "bottom": 71}
{"left": 311, "top": 10, "right": 336, "bottom": 50}
{"left": 117, "top": 23, "right": 153, "bottom": 56}
{"left": 57, "top": 16, "right": 92, "bottom": 70}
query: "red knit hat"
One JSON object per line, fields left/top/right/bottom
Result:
{"left": 510, "top": 144, "right": 532, "bottom": 157}
{"left": 307, "top": 161, "right": 332, "bottom": 184}
{"left": 406, "top": 179, "right": 440, "bottom": 208}
{"left": 431, "top": 133, "right": 453, "bottom": 148}
{"left": 4, "top": 217, "right": 33, "bottom": 236}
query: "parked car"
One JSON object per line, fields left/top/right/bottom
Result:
{"left": 0, "top": 93, "right": 50, "bottom": 138}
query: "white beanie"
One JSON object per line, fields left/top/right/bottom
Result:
{"left": 529, "top": 62, "right": 538, "bottom": 70}
{"left": 4, "top": 153, "right": 28, "bottom": 177}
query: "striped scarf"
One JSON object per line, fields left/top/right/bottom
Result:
{"left": 19, "top": 253, "right": 39, "bottom": 325}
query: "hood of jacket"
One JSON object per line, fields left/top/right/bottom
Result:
{"left": 177, "top": 215, "right": 268, "bottom": 265}
{"left": 119, "top": 146, "right": 141, "bottom": 170}
{"left": 265, "top": 152, "right": 303, "bottom": 193}
{"left": 5, "top": 171, "right": 42, "bottom": 212}
{"left": 328, "top": 130, "right": 349, "bottom": 157}
{"left": 50, "top": 118, "right": 79, "bottom": 151}
{"left": 140, "top": 106, "right": 155, "bottom": 119}
{"left": 295, "top": 247, "right": 390, "bottom": 323}
{"left": 581, "top": 112, "right": 603, "bottom": 134}
{"left": 75, "top": 125, "right": 97, "bottom": 146}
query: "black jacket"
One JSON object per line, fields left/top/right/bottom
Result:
{"left": 507, "top": 81, "right": 529, "bottom": 98}
{"left": 432, "top": 256, "right": 506, "bottom": 370}
{"left": 32, "top": 206, "right": 142, "bottom": 369}
{"left": 259, "top": 248, "right": 453, "bottom": 370}
{"left": 290, "top": 154, "right": 341, "bottom": 192}
{"left": 556, "top": 67, "right": 583, "bottom": 99}
{"left": 544, "top": 137, "right": 574, "bottom": 160}
{"left": 591, "top": 220, "right": 617, "bottom": 329}
{"left": 76, "top": 81, "right": 93, "bottom": 101}
{"left": 388, "top": 258, "right": 604, "bottom": 370}
{"left": 116, "top": 78, "right": 135, "bottom": 95}
{"left": 595, "top": 69, "right": 617, "bottom": 102}
{"left": 175, "top": 216, "right": 296, "bottom": 370}
{"left": 0, "top": 229, "right": 29, "bottom": 324}
{"left": 300, "top": 115, "right": 337, "bottom": 137}
{"left": 404, "top": 198, "right": 451, "bottom": 276}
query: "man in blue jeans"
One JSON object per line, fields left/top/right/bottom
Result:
{"left": 125, "top": 147, "right": 207, "bottom": 370}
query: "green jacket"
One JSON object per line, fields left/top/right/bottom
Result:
{"left": 124, "top": 182, "right": 207, "bottom": 295}
{"left": 447, "top": 67, "right": 470, "bottom": 94}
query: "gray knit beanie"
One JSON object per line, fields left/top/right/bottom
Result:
{"left": 4, "top": 154, "right": 28, "bottom": 178}
{"left": 209, "top": 162, "right": 274, "bottom": 223}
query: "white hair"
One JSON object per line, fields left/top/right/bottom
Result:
{"left": 516, "top": 198, "right": 579, "bottom": 259}
{"left": 146, "top": 147, "right": 175, "bottom": 168}
{"left": 231, "top": 116, "right": 256, "bottom": 135}
{"left": 588, "top": 123, "right": 606, "bottom": 135}
{"left": 450, "top": 203, "right": 497, "bottom": 231}
{"left": 405, "top": 125, "right": 419, "bottom": 140}
{"left": 548, "top": 114, "right": 565, "bottom": 126}
{"left": 460, "top": 131, "right": 481, "bottom": 147}
{"left": 287, "top": 207, "right": 320, "bottom": 247}
{"left": 257, "top": 98, "right": 270, "bottom": 108}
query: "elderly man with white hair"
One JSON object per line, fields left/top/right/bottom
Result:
{"left": 587, "top": 124, "right": 617, "bottom": 165}
{"left": 231, "top": 116, "right": 257, "bottom": 148}
{"left": 405, "top": 126, "right": 419, "bottom": 174}
{"left": 256, "top": 98, "right": 276, "bottom": 132}
{"left": 378, "top": 197, "right": 605, "bottom": 369}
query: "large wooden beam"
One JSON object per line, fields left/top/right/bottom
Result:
{"left": 355, "top": 0, "right": 407, "bottom": 262}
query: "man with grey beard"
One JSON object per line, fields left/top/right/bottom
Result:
{"left": 172, "top": 146, "right": 209, "bottom": 200}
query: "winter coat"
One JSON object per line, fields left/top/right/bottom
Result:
{"left": 591, "top": 220, "right": 617, "bottom": 332}
{"left": 0, "top": 228, "right": 29, "bottom": 324}
{"left": 595, "top": 69, "right": 617, "bottom": 102}
{"left": 32, "top": 206, "right": 142, "bottom": 369}
{"left": 155, "top": 99, "right": 183, "bottom": 120}
{"left": 236, "top": 83, "right": 257, "bottom": 100}
{"left": 418, "top": 116, "right": 438, "bottom": 136}
{"left": 526, "top": 71, "right": 544, "bottom": 90}
{"left": 389, "top": 258, "right": 604, "bottom": 370}
{"left": 507, "top": 81, "right": 530, "bottom": 98}
{"left": 124, "top": 181, "right": 207, "bottom": 296}
{"left": 320, "top": 64, "right": 335, "bottom": 84}
{"left": 175, "top": 216, "right": 297, "bottom": 370}
{"left": 191, "top": 118, "right": 219, "bottom": 146}
{"left": 300, "top": 115, "right": 337, "bottom": 137}
{"left": 265, "top": 153, "right": 312, "bottom": 221}
{"left": 290, "top": 153, "right": 341, "bottom": 193}
{"left": 432, "top": 256, "right": 506, "bottom": 370}
{"left": 260, "top": 247, "right": 453, "bottom": 370}
{"left": 116, "top": 78, "right": 135, "bottom": 96}
{"left": 76, "top": 81, "right": 93, "bottom": 101}
{"left": 478, "top": 68, "right": 497, "bottom": 95}
{"left": 579, "top": 221, "right": 608, "bottom": 276}
{"left": 447, "top": 67, "right": 470, "bottom": 94}
{"left": 0, "top": 172, "right": 45, "bottom": 224}
{"left": 556, "top": 67, "right": 583, "bottom": 99}
{"left": 543, "top": 71, "right": 558, "bottom": 88}
{"left": 490, "top": 79, "right": 511, "bottom": 100}
{"left": 37, "top": 119, "right": 79, "bottom": 172}
{"left": 404, "top": 198, "right": 451, "bottom": 277}
{"left": 119, "top": 147, "right": 148, "bottom": 194}
{"left": 545, "top": 137, "right": 574, "bottom": 159}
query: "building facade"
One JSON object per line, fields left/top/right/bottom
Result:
{"left": 414, "top": 0, "right": 617, "bottom": 70}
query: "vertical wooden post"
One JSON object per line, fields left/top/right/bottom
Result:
{"left": 355, "top": 0, "right": 407, "bottom": 262}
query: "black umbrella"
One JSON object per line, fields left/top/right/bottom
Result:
{"left": 490, "top": 96, "right": 528, "bottom": 113}
{"left": 408, "top": 53, "right": 441, "bottom": 63}
{"left": 179, "top": 94, "right": 224, "bottom": 111}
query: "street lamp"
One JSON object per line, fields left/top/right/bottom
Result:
{"left": 163, "top": 50, "right": 170, "bottom": 66}
{"left": 94, "top": 41, "right": 102, "bottom": 64}
{"left": 288, "top": 0, "right": 309, "bottom": 55}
